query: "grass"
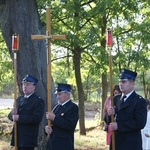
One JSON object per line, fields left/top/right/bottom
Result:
{"left": 0, "top": 108, "right": 12, "bottom": 149}
{"left": 0, "top": 134, "right": 11, "bottom": 150}
{"left": 0, "top": 107, "right": 109, "bottom": 150}
{"left": 75, "top": 120, "right": 108, "bottom": 150}
{"left": 0, "top": 109, "right": 11, "bottom": 117}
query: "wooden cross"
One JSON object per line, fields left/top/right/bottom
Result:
{"left": 31, "top": 7, "right": 66, "bottom": 126}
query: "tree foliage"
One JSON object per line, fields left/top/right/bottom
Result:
{"left": 0, "top": 32, "right": 13, "bottom": 95}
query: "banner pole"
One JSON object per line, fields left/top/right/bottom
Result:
{"left": 106, "top": 28, "right": 115, "bottom": 150}
{"left": 12, "top": 33, "right": 19, "bottom": 150}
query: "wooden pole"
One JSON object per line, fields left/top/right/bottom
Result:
{"left": 12, "top": 33, "right": 19, "bottom": 150}
{"left": 31, "top": 7, "right": 66, "bottom": 127}
{"left": 46, "top": 7, "right": 51, "bottom": 127}
{"left": 106, "top": 28, "right": 115, "bottom": 150}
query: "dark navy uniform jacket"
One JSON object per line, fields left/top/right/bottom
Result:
{"left": 46, "top": 100, "right": 79, "bottom": 150}
{"left": 105, "top": 91, "right": 147, "bottom": 150}
{"left": 8, "top": 93, "right": 45, "bottom": 147}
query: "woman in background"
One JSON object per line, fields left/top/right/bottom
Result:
{"left": 141, "top": 99, "right": 150, "bottom": 150}
{"left": 103, "top": 85, "right": 121, "bottom": 145}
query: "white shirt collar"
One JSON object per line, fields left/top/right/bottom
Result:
{"left": 122, "top": 90, "right": 134, "bottom": 102}
{"left": 24, "top": 92, "right": 34, "bottom": 98}
{"left": 60, "top": 99, "right": 70, "bottom": 106}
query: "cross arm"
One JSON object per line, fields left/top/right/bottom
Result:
{"left": 31, "top": 35, "right": 66, "bottom": 40}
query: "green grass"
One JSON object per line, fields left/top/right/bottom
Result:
{"left": 75, "top": 120, "right": 108, "bottom": 150}
{"left": 0, "top": 108, "right": 12, "bottom": 149}
{"left": 0, "top": 109, "right": 11, "bottom": 117}
{"left": 0, "top": 134, "right": 11, "bottom": 149}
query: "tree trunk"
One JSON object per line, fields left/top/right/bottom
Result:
{"left": 100, "top": 15, "right": 108, "bottom": 121}
{"left": 0, "top": 0, "right": 56, "bottom": 149}
{"left": 142, "top": 71, "right": 147, "bottom": 99}
{"left": 73, "top": 47, "right": 86, "bottom": 135}
{"left": 101, "top": 73, "right": 108, "bottom": 120}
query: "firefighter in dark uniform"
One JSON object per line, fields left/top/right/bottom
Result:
{"left": 8, "top": 74, "right": 45, "bottom": 150}
{"left": 45, "top": 83, "right": 79, "bottom": 150}
{"left": 105, "top": 69, "right": 147, "bottom": 150}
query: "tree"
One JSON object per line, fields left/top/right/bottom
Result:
{"left": 0, "top": 0, "right": 57, "bottom": 149}
{"left": 48, "top": 0, "right": 109, "bottom": 135}
{"left": 48, "top": 0, "right": 150, "bottom": 128}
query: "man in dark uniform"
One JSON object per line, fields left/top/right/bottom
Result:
{"left": 105, "top": 69, "right": 147, "bottom": 150}
{"left": 8, "top": 74, "right": 45, "bottom": 150}
{"left": 45, "top": 83, "right": 79, "bottom": 150}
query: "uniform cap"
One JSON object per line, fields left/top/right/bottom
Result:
{"left": 55, "top": 83, "right": 71, "bottom": 94}
{"left": 22, "top": 74, "right": 38, "bottom": 85}
{"left": 119, "top": 69, "right": 137, "bottom": 81}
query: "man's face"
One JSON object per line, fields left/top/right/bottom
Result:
{"left": 22, "top": 82, "right": 35, "bottom": 96}
{"left": 119, "top": 79, "right": 135, "bottom": 95}
{"left": 56, "top": 92, "right": 70, "bottom": 104}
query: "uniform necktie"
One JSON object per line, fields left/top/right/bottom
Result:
{"left": 20, "top": 97, "right": 27, "bottom": 106}
{"left": 53, "top": 104, "right": 62, "bottom": 113}
{"left": 121, "top": 95, "right": 126, "bottom": 104}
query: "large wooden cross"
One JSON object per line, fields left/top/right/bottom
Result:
{"left": 31, "top": 7, "right": 66, "bottom": 126}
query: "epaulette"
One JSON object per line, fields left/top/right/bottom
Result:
{"left": 135, "top": 93, "right": 143, "bottom": 99}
